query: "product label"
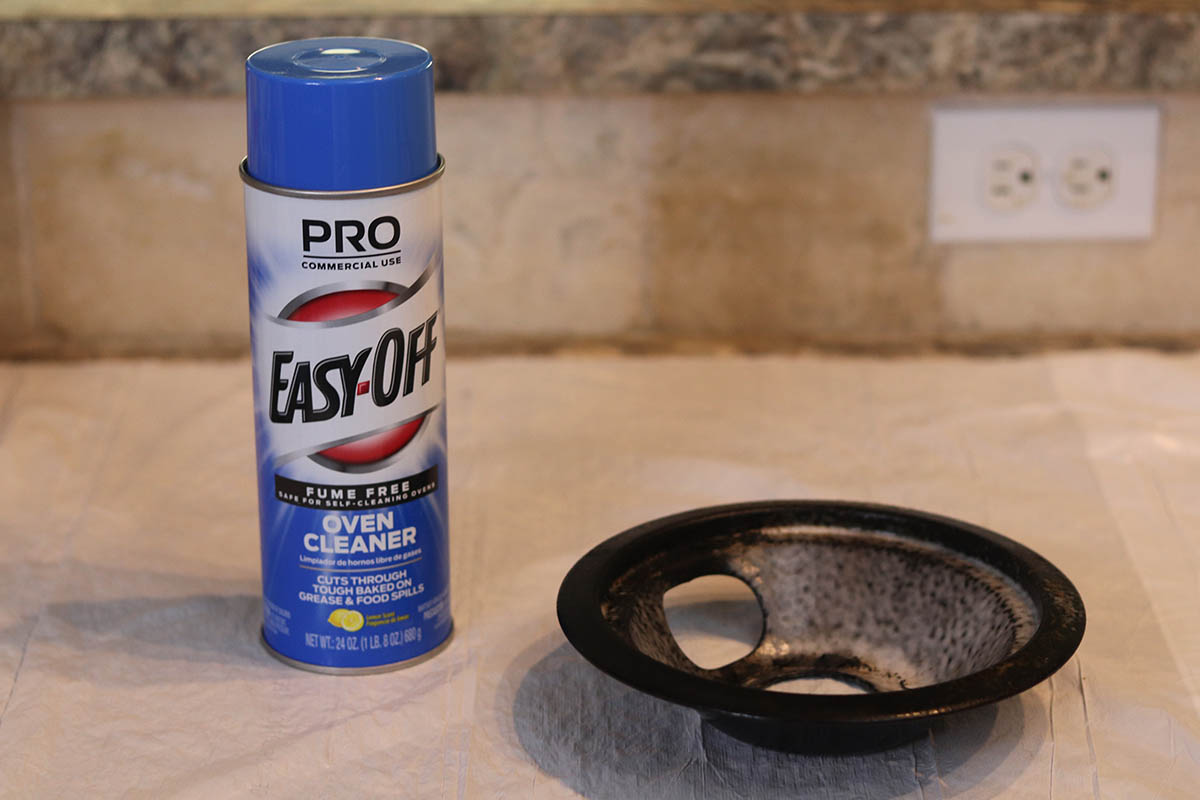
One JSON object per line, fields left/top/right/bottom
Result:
{"left": 245, "top": 173, "right": 451, "bottom": 669}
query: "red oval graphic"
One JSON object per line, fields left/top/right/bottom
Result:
{"left": 314, "top": 415, "right": 427, "bottom": 466}
{"left": 285, "top": 286, "right": 425, "bottom": 471}
{"left": 286, "top": 288, "right": 398, "bottom": 322}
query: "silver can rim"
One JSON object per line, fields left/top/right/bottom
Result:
{"left": 260, "top": 623, "right": 454, "bottom": 675}
{"left": 240, "top": 154, "right": 445, "bottom": 199}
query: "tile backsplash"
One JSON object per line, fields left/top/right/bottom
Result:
{"left": 2, "top": 13, "right": 1200, "bottom": 357}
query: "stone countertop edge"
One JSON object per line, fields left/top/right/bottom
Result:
{"left": 3, "top": 12, "right": 1200, "bottom": 98}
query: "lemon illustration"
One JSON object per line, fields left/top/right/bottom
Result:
{"left": 328, "top": 609, "right": 350, "bottom": 628}
{"left": 341, "top": 610, "right": 365, "bottom": 632}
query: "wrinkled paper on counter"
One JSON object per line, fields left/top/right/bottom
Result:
{"left": 0, "top": 352, "right": 1197, "bottom": 798}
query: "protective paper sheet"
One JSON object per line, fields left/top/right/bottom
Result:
{"left": 0, "top": 352, "right": 1197, "bottom": 798}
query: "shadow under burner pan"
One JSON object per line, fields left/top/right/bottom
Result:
{"left": 557, "top": 500, "right": 1085, "bottom": 754}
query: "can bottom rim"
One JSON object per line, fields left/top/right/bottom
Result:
{"left": 260, "top": 623, "right": 454, "bottom": 675}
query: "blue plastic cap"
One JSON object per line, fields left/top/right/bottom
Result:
{"left": 246, "top": 37, "right": 437, "bottom": 191}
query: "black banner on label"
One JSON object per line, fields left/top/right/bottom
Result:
{"left": 274, "top": 465, "right": 439, "bottom": 511}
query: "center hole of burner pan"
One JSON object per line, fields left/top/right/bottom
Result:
{"left": 768, "top": 675, "right": 873, "bottom": 695}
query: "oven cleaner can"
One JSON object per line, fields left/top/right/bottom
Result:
{"left": 242, "top": 38, "right": 452, "bottom": 673}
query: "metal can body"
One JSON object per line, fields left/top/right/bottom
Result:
{"left": 243, "top": 159, "right": 451, "bottom": 673}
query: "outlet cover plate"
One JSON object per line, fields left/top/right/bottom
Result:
{"left": 929, "top": 105, "right": 1160, "bottom": 243}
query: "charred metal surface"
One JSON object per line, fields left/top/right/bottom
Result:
{"left": 559, "top": 501, "right": 1086, "bottom": 753}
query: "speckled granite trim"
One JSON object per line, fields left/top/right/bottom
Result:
{"left": 3, "top": 13, "right": 1200, "bottom": 97}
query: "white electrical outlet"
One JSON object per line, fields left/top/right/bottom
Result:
{"left": 982, "top": 145, "right": 1039, "bottom": 212}
{"left": 1056, "top": 146, "right": 1114, "bottom": 210}
{"left": 929, "top": 105, "right": 1160, "bottom": 242}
